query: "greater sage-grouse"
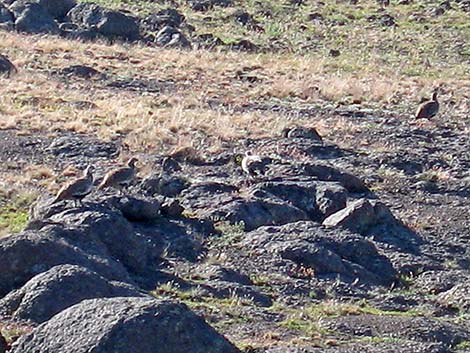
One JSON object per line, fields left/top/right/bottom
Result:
{"left": 98, "top": 157, "right": 138, "bottom": 193}
{"left": 241, "top": 151, "right": 266, "bottom": 177}
{"left": 416, "top": 91, "right": 439, "bottom": 119}
{"left": 52, "top": 165, "right": 94, "bottom": 206}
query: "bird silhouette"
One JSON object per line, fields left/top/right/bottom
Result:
{"left": 98, "top": 157, "right": 138, "bottom": 194}
{"left": 51, "top": 165, "right": 94, "bottom": 207}
{"left": 416, "top": 91, "right": 439, "bottom": 120}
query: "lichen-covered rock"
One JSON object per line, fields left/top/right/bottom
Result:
{"left": 0, "top": 264, "right": 146, "bottom": 323}
{"left": 302, "top": 163, "right": 367, "bottom": 192}
{"left": 0, "top": 53, "right": 16, "bottom": 77}
{"left": 38, "top": 0, "right": 75, "bottom": 19}
{"left": 250, "top": 180, "right": 347, "bottom": 221}
{"left": 67, "top": 3, "right": 140, "bottom": 40}
{"left": 10, "top": 297, "right": 241, "bottom": 353}
{"left": 322, "top": 198, "right": 376, "bottom": 233}
{"left": 242, "top": 221, "right": 397, "bottom": 286}
{"left": 113, "top": 196, "right": 161, "bottom": 222}
{"left": 0, "top": 226, "right": 133, "bottom": 297}
{"left": 0, "top": 3, "right": 14, "bottom": 28}
{"left": 14, "top": 2, "right": 60, "bottom": 34}
{"left": 154, "top": 25, "right": 191, "bottom": 48}
{"left": 216, "top": 196, "right": 308, "bottom": 231}
{"left": 141, "top": 9, "right": 185, "bottom": 32}
{"left": 182, "top": 181, "right": 310, "bottom": 231}
{"left": 322, "top": 198, "right": 399, "bottom": 234}
{"left": 44, "top": 206, "right": 161, "bottom": 274}
{"left": 0, "top": 333, "right": 7, "bottom": 353}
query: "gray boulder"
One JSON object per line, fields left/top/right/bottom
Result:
{"left": 8, "top": 0, "right": 74, "bottom": 19}
{"left": 10, "top": 297, "right": 241, "bottom": 353}
{"left": 0, "top": 264, "right": 146, "bottom": 324}
{"left": 302, "top": 163, "right": 367, "bottom": 192}
{"left": 154, "top": 25, "right": 191, "bottom": 48}
{"left": 0, "top": 226, "right": 133, "bottom": 297}
{"left": 322, "top": 198, "right": 397, "bottom": 234}
{"left": 323, "top": 198, "right": 376, "bottom": 232}
{"left": 112, "top": 196, "right": 161, "bottom": 222}
{"left": 42, "top": 206, "right": 161, "bottom": 274}
{"left": 251, "top": 180, "right": 347, "bottom": 221}
{"left": 46, "top": 133, "right": 118, "bottom": 160}
{"left": 13, "top": 2, "right": 60, "bottom": 34}
{"left": 8, "top": 0, "right": 33, "bottom": 16}
{"left": 0, "top": 3, "right": 14, "bottom": 28}
{"left": 0, "top": 53, "right": 16, "bottom": 77}
{"left": 67, "top": 3, "right": 140, "bottom": 40}
{"left": 182, "top": 178, "right": 348, "bottom": 231}
{"left": 215, "top": 196, "right": 308, "bottom": 231}
{"left": 0, "top": 333, "right": 6, "bottom": 353}
{"left": 182, "top": 181, "right": 308, "bottom": 231}
{"left": 242, "top": 221, "right": 397, "bottom": 286}
{"left": 37, "top": 0, "right": 75, "bottom": 19}
{"left": 141, "top": 9, "right": 185, "bottom": 32}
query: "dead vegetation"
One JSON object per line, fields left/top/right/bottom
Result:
{"left": 0, "top": 28, "right": 468, "bottom": 156}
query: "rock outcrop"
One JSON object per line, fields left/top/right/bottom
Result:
{"left": 0, "top": 264, "right": 147, "bottom": 323}
{"left": 10, "top": 297, "right": 241, "bottom": 353}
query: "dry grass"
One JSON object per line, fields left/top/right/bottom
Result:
{"left": 1, "top": 30, "right": 468, "bottom": 155}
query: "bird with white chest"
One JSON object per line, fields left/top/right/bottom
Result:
{"left": 241, "top": 151, "right": 266, "bottom": 178}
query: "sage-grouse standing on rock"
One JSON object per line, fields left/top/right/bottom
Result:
{"left": 51, "top": 165, "right": 94, "bottom": 207}
{"left": 0, "top": 54, "right": 17, "bottom": 78}
{"left": 241, "top": 151, "right": 266, "bottom": 177}
{"left": 98, "top": 157, "right": 138, "bottom": 193}
{"left": 416, "top": 91, "right": 439, "bottom": 120}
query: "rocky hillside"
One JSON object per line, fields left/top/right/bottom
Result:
{"left": 0, "top": 0, "right": 469, "bottom": 352}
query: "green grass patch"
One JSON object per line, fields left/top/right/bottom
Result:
{"left": 0, "top": 190, "right": 35, "bottom": 236}
{"left": 273, "top": 300, "right": 427, "bottom": 338}
{"left": 455, "top": 341, "right": 470, "bottom": 351}
{"left": 151, "top": 281, "right": 255, "bottom": 330}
